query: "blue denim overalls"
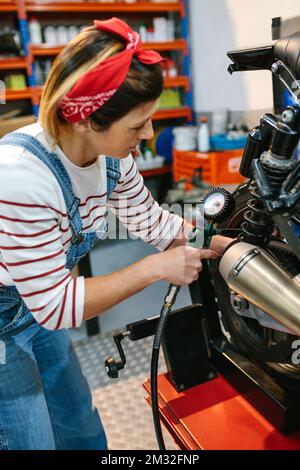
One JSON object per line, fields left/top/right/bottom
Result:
{"left": 0, "top": 132, "right": 121, "bottom": 450}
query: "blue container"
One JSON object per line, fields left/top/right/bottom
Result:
{"left": 156, "top": 127, "right": 175, "bottom": 163}
{"left": 210, "top": 133, "right": 247, "bottom": 151}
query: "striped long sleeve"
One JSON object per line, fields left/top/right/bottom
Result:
{"left": 108, "top": 156, "right": 184, "bottom": 250}
{"left": 0, "top": 152, "right": 84, "bottom": 330}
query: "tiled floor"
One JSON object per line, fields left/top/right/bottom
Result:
{"left": 74, "top": 331, "right": 178, "bottom": 450}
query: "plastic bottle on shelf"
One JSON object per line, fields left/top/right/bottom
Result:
{"left": 211, "top": 108, "right": 228, "bottom": 135}
{"left": 68, "top": 25, "right": 79, "bottom": 41}
{"left": 167, "top": 19, "right": 175, "bottom": 41}
{"left": 153, "top": 17, "right": 168, "bottom": 42}
{"left": 197, "top": 117, "right": 210, "bottom": 152}
{"left": 139, "top": 24, "right": 148, "bottom": 43}
{"left": 167, "top": 59, "right": 178, "bottom": 78}
{"left": 161, "top": 61, "right": 168, "bottom": 78}
{"left": 43, "top": 25, "right": 57, "bottom": 44}
{"left": 147, "top": 27, "right": 154, "bottom": 43}
{"left": 173, "top": 127, "right": 197, "bottom": 151}
{"left": 144, "top": 147, "right": 153, "bottom": 162}
{"left": 44, "top": 60, "right": 52, "bottom": 81}
{"left": 29, "top": 17, "right": 43, "bottom": 44}
{"left": 34, "top": 61, "right": 43, "bottom": 85}
{"left": 56, "top": 25, "right": 69, "bottom": 45}
{"left": 227, "top": 122, "right": 239, "bottom": 140}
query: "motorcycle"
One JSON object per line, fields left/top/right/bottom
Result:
{"left": 208, "top": 31, "right": 300, "bottom": 394}
{"left": 104, "top": 31, "right": 300, "bottom": 443}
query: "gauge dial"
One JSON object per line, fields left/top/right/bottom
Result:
{"left": 202, "top": 188, "right": 235, "bottom": 222}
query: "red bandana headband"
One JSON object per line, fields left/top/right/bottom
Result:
{"left": 58, "top": 17, "right": 164, "bottom": 123}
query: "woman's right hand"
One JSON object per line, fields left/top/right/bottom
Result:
{"left": 149, "top": 245, "right": 218, "bottom": 286}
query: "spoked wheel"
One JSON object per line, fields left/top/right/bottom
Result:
{"left": 210, "top": 181, "right": 300, "bottom": 393}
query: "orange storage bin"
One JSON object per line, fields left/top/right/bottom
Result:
{"left": 173, "top": 149, "right": 245, "bottom": 189}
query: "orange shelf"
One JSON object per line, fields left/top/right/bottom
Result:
{"left": 30, "top": 44, "right": 64, "bottom": 56}
{"left": 0, "top": 57, "right": 27, "bottom": 70}
{"left": 140, "top": 164, "right": 171, "bottom": 178}
{"left": 143, "top": 39, "right": 186, "bottom": 52}
{"left": 5, "top": 88, "right": 32, "bottom": 100}
{"left": 164, "top": 76, "right": 189, "bottom": 91}
{"left": 30, "top": 39, "right": 186, "bottom": 57}
{"left": 25, "top": 1, "right": 181, "bottom": 13}
{"left": 153, "top": 106, "right": 192, "bottom": 121}
{"left": 0, "top": 1, "right": 17, "bottom": 12}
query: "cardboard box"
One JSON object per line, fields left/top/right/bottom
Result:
{"left": 0, "top": 115, "right": 35, "bottom": 137}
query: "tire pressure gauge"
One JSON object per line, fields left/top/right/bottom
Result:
{"left": 201, "top": 188, "right": 235, "bottom": 248}
{"left": 202, "top": 187, "right": 235, "bottom": 223}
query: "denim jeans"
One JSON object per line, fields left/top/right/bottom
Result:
{"left": 0, "top": 299, "right": 107, "bottom": 450}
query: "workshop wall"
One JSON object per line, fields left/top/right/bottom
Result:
{"left": 189, "top": 0, "right": 300, "bottom": 114}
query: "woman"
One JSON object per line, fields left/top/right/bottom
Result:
{"left": 0, "top": 18, "right": 229, "bottom": 450}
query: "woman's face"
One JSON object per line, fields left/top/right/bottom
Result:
{"left": 86, "top": 99, "right": 158, "bottom": 159}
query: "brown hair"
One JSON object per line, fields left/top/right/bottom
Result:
{"left": 39, "top": 25, "right": 163, "bottom": 142}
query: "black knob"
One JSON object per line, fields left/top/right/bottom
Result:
{"left": 105, "top": 356, "right": 124, "bottom": 379}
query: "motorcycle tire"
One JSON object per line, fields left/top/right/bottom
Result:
{"left": 210, "top": 181, "right": 300, "bottom": 394}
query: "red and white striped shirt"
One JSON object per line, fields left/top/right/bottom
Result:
{"left": 0, "top": 123, "right": 183, "bottom": 330}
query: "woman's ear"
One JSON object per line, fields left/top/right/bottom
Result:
{"left": 73, "top": 119, "right": 92, "bottom": 135}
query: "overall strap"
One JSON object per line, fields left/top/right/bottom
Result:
{"left": 105, "top": 156, "right": 121, "bottom": 199}
{"left": 0, "top": 133, "right": 122, "bottom": 241}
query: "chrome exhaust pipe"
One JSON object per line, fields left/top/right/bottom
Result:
{"left": 219, "top": 242, "right": 300, "bottom": 336}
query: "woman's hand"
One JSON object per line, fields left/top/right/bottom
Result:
{"left": 209, "top": 235, "right": 233, "bottom": 257}
{"left": 168, "top": 222, "right": 233, "bottom": 257}
{"left": 148, "top": 245, "right": 218, "bottom": 286}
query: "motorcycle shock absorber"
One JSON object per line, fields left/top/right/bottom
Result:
{"left": 260, "top": 141, "right": 296, "bottom": 195}
{"left": 241, "top": 159, "right": 295, "bottom": 246}
{"left": 242, "top": 109, "right": 300, "bottom": 245}
{"left": 241, "top": 182, "right": 273, "bottom": 245}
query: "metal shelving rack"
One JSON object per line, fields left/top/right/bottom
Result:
{"left": 0, "top": 0, "right": 193, "bottom": 336}
{"left": 1, "top": 0, "right": 193, "bottom": 122}
{"left": 1, "top": 0, "right": 194, "bottom": 179}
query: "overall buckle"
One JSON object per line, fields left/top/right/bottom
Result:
{"left": 71, "top": 232, "right": 84, "bottom": 245}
